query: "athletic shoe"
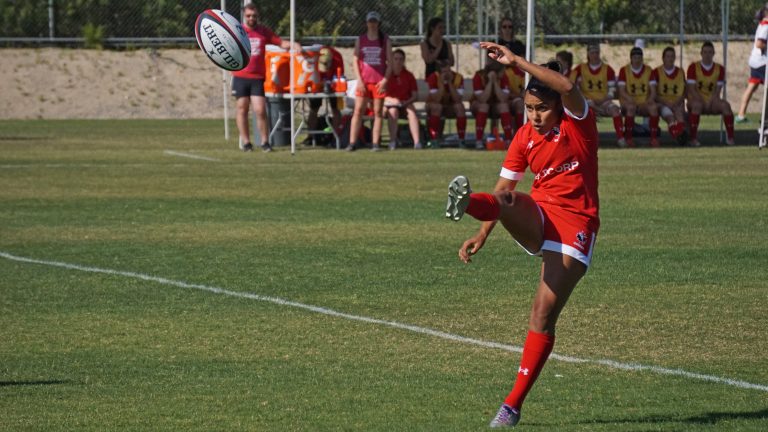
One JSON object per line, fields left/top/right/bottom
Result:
{"left": 371, "top": 144, "right": 382, "bottom": 152}
{"left": 388, "top": 141, "right": 397, "bottom": 151}
{"left": 413, "top": 142, "right": 423, "bottom": 150}
{"left": 735, "top": 115, "right": 748, "bottom": 124}
{"left": 617, "top": 138, "right": 627, "bottom": 148}
{"left": 261, "top": 143, "right": 273, "bottom": 153}
{"left": 689, "top": 139, "right": 701, "bottom": 147}
{"left": 726, "top": 138, "right": 735, "bottom": 146}
{"left": 240, "top": 142, "right": 254, "bottom": 152}
{"left": 445, "top": 175, "right": 471, "bottom": 221}
{"left": 489, "top": 404, "right": 520, "bottom": 428}
{"left": 345, "top": 143, "right": 356, "bottom": 152}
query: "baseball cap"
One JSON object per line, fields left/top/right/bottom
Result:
{"left": 630, "top": 47, "right": 643, "bottom": 57}
{"left": 366, "top": 11, "right": 381, "bottom": 22}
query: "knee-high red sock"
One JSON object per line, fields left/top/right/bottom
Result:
{"left": 724, "top": 114, "right": 735, "bottom": 139}
{"left": 503, "top": 330, "right": 555, "bottom": 411}
{"left": 475, "top": 111, "right": 488, "bottom": 141}
{"left": 612, "top": 116, "right": 624, "bottom": 139}
{"left": 515, "top": 113, "right": 524, "bottom": 131}
{"left": 650, "top": 116, "right": 660, "bottom": 139}
{"left": 501, "top": 112, "right": 514, "bottom": 140}
{"left": 465, "top": 192, "right": 499, "bottom": 221}
{"left": 456, "top": 116, "right": 467, "bottom": 139}
{"left": 624, "top": 116, "right": 635, "bottom": 139}
{"left": 689, "top": 113, "right": 700, "bottom": 140}
{"left": 428, "top": 115, "right": 440, "bottom": 140}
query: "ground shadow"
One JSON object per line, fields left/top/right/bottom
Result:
{"left": 574, "top": 407, "right": 768, "bottom": 426}
{"left": 0, "top": 379, "right": 73, "bottom": 387}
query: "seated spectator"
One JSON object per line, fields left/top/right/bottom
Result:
{"left": 426, "top": 61, "right": 466, "bottom": 146}
{"left": 686, "top": 41, "right": 736, "bottom": 146}
{"left": 652, "top": 46, "right": 687, "bottom": 144}
{"left": 618, "top": 47, "right": 660, "bottom": 147}
{"left": 502, "top": 62, "right": 526, "bottom": 133}
{"left": 555, "top": 50, "right": 575, "bottom": 81}
{"left": 306, "top": 46, "right": 344, "bottom": 146}
{"left": 470, "top": 61, "right": 514, "bottom": 148}
{"left": 384, "top": 49, "right": 422, "bottom": 150}
{"left": 573, "top": 43, "right": 626, "bottom": 147}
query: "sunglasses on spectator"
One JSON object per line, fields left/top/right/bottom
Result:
{"left": 502, "top": 25, "right": 513, "bottom": 29}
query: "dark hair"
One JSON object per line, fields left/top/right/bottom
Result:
{"left": 701, "top": 41, "right": 715, "bottom": 51}
{"left": 662, "top": 46, "right": 675, "bottom": 58}
{"left": 555, "top": 50, "right": 573, "bottom": 70}
{"left": 426, "top": 17, "right": 444, "bottom": 39}
{"left": 243, "top": 2, "right": 257, "bottom": 12}
{"left": 755, "top": 4, "right": 768, "bottom": 22}
{"left": 525, "top": 61, "right": 562, "bottom": 103}
{"left": 393, "top": 48, "right": 405, "bottom": 58}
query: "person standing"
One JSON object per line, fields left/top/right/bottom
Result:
{"left": 686, "top": 41, "right": 736, "bottom": 146}
{"left": 497, "top": 17, "right": 526, "bottom": 57}
{"left": 572, "top": 44, "right": 626, "bottom": 147}
{"left": 384, "top": 49, "right": 422, "bottom": 150}
{"left": 232, "top": 3, "right": 299, "bottom": 152}
{"left": 420, "top": 17, "right": 455, "bottom": 79}
{"left": 736, "top": 3, "right": 768, "bottom": 123}
{"left": 617, "top": 47, "right": 660, "bottom": 147}
{"left": 347, "top": 11, "right": 393, "bottom": 151}
{"left": 446, "top": 41, "right": 599, "bottom": 428}
{"left": 653, "top": 46, "right": 687, "bottom": 144}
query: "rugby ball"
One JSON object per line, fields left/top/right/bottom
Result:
{"left": 194, "top": 9, "right": 251, "bottom": 71}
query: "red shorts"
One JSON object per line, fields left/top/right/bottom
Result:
{"left": 517, "top": 203, "right": 599, "bottom": 267}
{"left": 355, "top": 82, "right": 386, "bottom": 99}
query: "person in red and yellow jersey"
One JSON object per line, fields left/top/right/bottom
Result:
{"left": 652, "top": 46, "right": 687, "bottom": 144}
{"left": 503, "top": 63, "right": 526, "bottom": 133}
{"left": 618, "top": 47, "right": 660, "bottom": 147}
{"left": 572, "top": 44, "right": 626, "bottom": 147}
{"left": 470, "top": 60, "right": 514, "bottom": 147}
{"left": 686, "top": 41, "right": 736, "bottom": 146}
{"left": 426, "top": 61, "right": 466, "bottom": 145}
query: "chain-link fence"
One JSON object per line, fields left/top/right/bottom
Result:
{"left": 0, "top": 0, "right": 762, "bottom": 47}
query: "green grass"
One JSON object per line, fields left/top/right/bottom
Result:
{"left": 1, "top": 119, "right": 767, "bottom": 431}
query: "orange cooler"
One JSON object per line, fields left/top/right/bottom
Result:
{"left": 264, "top": 45, "right": 323, "bottom": 94}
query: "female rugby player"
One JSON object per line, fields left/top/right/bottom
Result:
{"left": 445, "top": 41, "right": 599, "bottom": 427}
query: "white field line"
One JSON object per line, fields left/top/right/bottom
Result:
{"left": 2, "top": 250, "right": 767, "bottom": 393}
{"left": 163, "top": 150, "right": 220, "bottom": 162}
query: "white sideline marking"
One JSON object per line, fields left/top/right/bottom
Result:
{"left": 2, "top": 250, "right": 767, "bottom": 393}
{"left": 163, "top": 150, "right": 220, "bottom": 162}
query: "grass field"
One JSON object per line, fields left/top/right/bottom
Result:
{"left": 1, "top": 118, "right": 767, "bottom": 431}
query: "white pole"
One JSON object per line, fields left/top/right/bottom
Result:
{"left": 455, "top": 0, "right": 460, "bottom": 69}
{"left": 290, "top": 0, "right": 296, "bottom": 155}
{"left": 679, "top": 0, "right": 684, "bottom": 70}
{"left": 721, "top": 0, "right": 728, "bottom": 144}
{"left": 418, "top": 0, "right": 423, "bottom": 36}
{"left": 48, "top": 0, "right": 54, "bottom": 40}
{"left": 525, "top": 0, "right": 534, "bottom": 65}
{"left": 222, "top": 0, "right": 229, "bottom": 141}
{"left": 477, "top": 0, "right": 483, "bottom": 71}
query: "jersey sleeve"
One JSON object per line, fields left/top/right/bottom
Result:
{"left": 758, "top": 22, "right": 768, "bottom": 41}
{"left": 499, "top": 73, "right": 511, "bottom": 92}
{"left": 649, "top": 68, "right": 659, "bottom": 85}
{"left": 472, "top": 72, "right": 484, "bottom": 93}
{"left": 407, "top": 72, "right": 418, "bottom": 94}
{"left": 718, "top": 64, "right": 726, "bottom": 83}
{"left": 686, "top": 63, "right": 697, "bottom": 83}
{"left": 426, "top": 73, "right": 439, "bottom": 92}
{"left": 263, "top": 27, "right": 283, "bottom": 46}
{"left": 500, "top": 131, "right": 528, "bottom": 181}
{"left": 617, "top": 67, "right": 627, "bottom": 86}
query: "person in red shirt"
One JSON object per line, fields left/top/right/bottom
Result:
{"left": 383, "top": 49, "right": 421, "bottom": 150}
{"left": 232, "top": 3, "right": 299, "bottom": 152}
{"left": 347, "top": 11, "right": 393, "bottom": 152}
{"left": 617, "top": 47, "right": 660, "bottom": 147}
{"left": 446, "top": 41, "right": 599, "bottom": 428}
{"left": 470, "top": 61, "right": 515, "bottom": 148}
{"left": 652, "top": 46, "right": 688, "bottom": 145}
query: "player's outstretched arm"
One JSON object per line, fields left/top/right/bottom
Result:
{"left": 480, "top": 42, "right": 584, "bottom": 117}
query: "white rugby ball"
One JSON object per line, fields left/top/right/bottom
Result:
{"left": 195, "top": 9, "right": 251, "bottom": 71}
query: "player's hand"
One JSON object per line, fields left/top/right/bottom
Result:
{"left": 480, "top": 42, "right": 518, "bottom": 67}
{"left": 459, "top": 233, "right": 487, "bottom": 263}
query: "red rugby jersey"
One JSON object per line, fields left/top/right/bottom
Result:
{"left": 501, "top": 105, "right": 600, "bottom": 225}
{"left": 232, "top": 24, "right": 283, "bottom": 80}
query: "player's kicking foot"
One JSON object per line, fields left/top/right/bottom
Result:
{"left": 489, "top": 404, "right": 520, "bottom": 428}
{"left": 445, "top": 175, "right": 472, "bottom": 221}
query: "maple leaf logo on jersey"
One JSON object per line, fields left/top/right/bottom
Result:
{"left": 518, "top": 367, "right": 529, "bottom": 376}
{"left": 576, "top": 231, "right": 587, "bottom": 247}
{"left": 526, "top": 140, "right": 534, "bottom": 150}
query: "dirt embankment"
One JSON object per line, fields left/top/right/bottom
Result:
{"left": 0, "top": 42, "right": 757, "bottom": 119}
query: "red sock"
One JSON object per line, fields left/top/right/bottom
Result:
{"left": 428, "top": 115, "right": 440, "bottom": 140}
{"left": 612, "top": 116, "right": 624, "bottom": 139}
{"left": 650, "top": 116, "right": 660, "bottom": 139}
{"left": 465, "top": 192, "right": 499, "bottom": 221}
{"left": 724, "top": 114, "right": 735, "bottom": 139}
{"left": 475, "top": 111, "right": 488, "bottom": 141}
{"left": 504, "top": 330, "right": 555, "bottom": 411}
{"left": 624, "top": 116, "right": 635, "bottom": 140}
{"left": 689, "top": 113, "right": 700, "bottom": 140}
{"left": 515, "top": 113, "right": 524, "bottom": 131}
{"left": 500, "top": 112, "right": 514, "bottom": 140}
{"left": 456, "top": 116, "right": 467, "bottom": 140}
